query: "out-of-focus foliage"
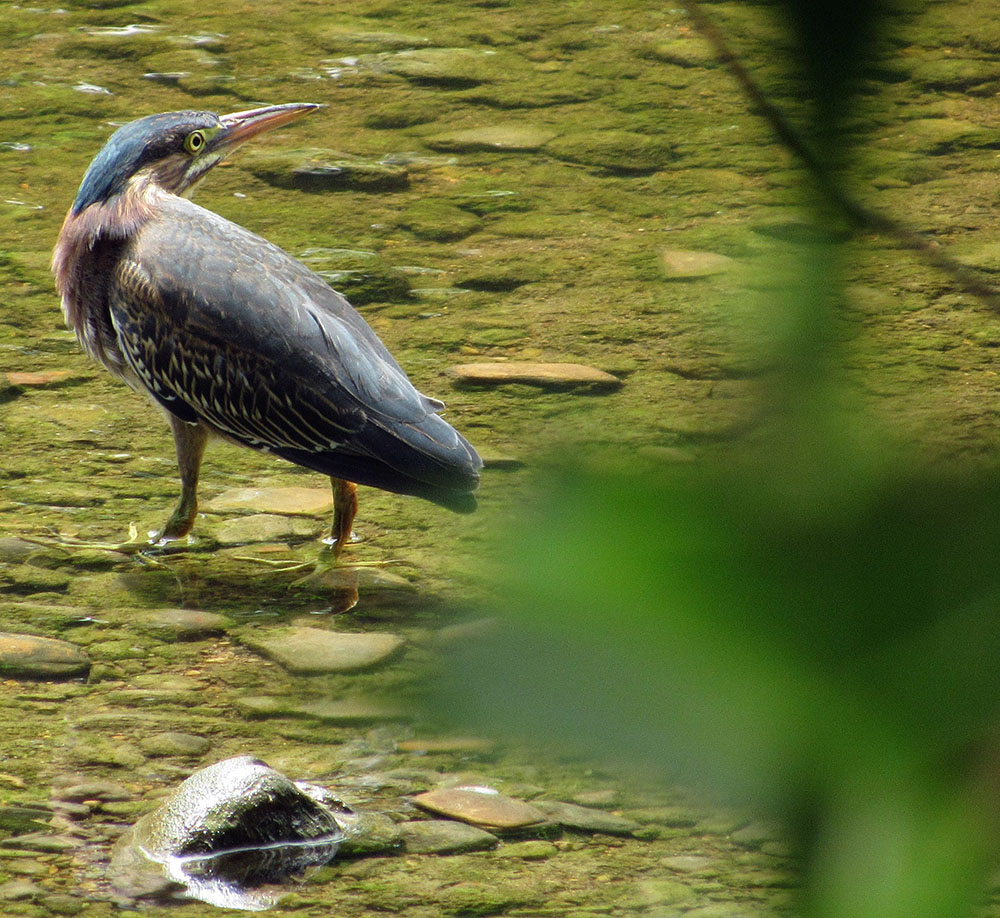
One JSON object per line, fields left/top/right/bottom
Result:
{"left": 439, "top": 2, "right": 1000, "bottom": 916}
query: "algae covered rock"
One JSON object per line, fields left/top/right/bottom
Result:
{"left": 111, "top": 756, "right": 355, "bottom": 909}
{"left": 547, "top": 130, "right": 676, "bottom": 174}
{"left": 246, "top": 148, "right": 410, "bottom": 192}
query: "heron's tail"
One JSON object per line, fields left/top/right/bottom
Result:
{"left": 274, "top": 413, "right": 482, "bottom": 513}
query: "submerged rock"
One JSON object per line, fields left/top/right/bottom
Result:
{"left": 0, "top": 632, "right": 89, "bottom": 680}
{"left": 660, "top": 249, "right": 735, "bottom": 279}
{"left": 247, "top": 149, "right": 409, "bottom": 192}
{"left": 399, "top": 819, "right": 498, "bottom": 854}
{"left": 448, "top": 361, "right": 622, "bottom": 391}
{"left": 532, "top": 800, "right": 639, "bottom": 836}
{"left": 204, "top": 486, "right": 333, "bottom": 516}
{"left": 111, "top": 756, "right": 354, "bottom": 910}
{"left": 238, "top": 626, "right": 405, "bottom": 674}
{"left": 426, "top": 125, "right": 557, "bottom": 153}
{"left": 136, "top": 609, "right": 228, "bottom": 641}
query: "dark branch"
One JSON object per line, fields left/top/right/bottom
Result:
{"left": 679, "top": 0, "right": 1000, "bottom": 311}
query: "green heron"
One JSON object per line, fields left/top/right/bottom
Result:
{"left": 53, "top": 104, "right": 481, "bottom": 557}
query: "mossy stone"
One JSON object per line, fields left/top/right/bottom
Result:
{"left": 546, "top": 130, "right": 676, "bottom": 173}
{"left": 247, "top": 149, "right": 410, "bottom": 192}
{"left": 398, "top": 201, "right": 481, "bottom": 242}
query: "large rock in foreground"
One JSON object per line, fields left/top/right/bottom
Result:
{"left": 111, "top": 756, "right": 354, "bottom": 910}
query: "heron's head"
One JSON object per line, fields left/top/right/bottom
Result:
{"left": 70, "top": 103, "right": 320, "bottom": 214}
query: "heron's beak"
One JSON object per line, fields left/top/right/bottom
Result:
{"left": 213, "top": 103, "right": 321, "bottom": 151}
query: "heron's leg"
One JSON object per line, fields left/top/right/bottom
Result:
{"left": 158, "top": 417, "right": 210, "bottom": 542}
{"left": 330, "top": 477, "right": 358, "bottom": 558}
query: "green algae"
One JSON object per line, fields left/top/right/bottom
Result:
{"left": 2, "top": 0, "right": 1000, "bottom": 915}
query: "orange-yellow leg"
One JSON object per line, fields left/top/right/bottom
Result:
{"left": 330, "top": 477, "right": 358, "bottom": 558}
{"left": 159, "top": 416, "right": 210, "bottom": 543}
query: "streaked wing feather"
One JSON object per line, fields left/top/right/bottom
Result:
{"left": 107, "top": 197, "right": 469, "bottom": 484}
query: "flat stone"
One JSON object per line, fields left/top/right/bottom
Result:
{"left": 139, "top": 732, "right": 212, "bottom": 757}
{"left": 661, "top": 854, "right": 717, "bottom": 873}
{"left": 546, "top": 130, "right": 676, "bottom": 173}
{"left": 730, "top": 819, "right": 781, "bottom": 847}
{"left": 320, "top": 28, "right": 431, "bottom": 51}
{"left": 367, "top": 48, "right": 499, "bottom": 86}
{"left": 0, "top": 632, "right": 89, "bottom": 680}
{"left": 5, "top": 370, "right": 78, "bottom": 387}
{"left": 0, "top": 807, "right": 50, "bottom": 836}
{"left": 0, "top": 538, "right": 40, "bottom": 563}
{"left": 660, "top": 249, "right": 734, "bottom": 279}
{"left": 493, "top": 840, "right": 558, "bottom": 859}
{"left": 296, "top": 699, "right": 412, "bottom": 724}
{"left": 570, "top": 789, "right": 620, "bottom": 808}
{"left": 426, "top": 125, "right": 557, "bottom": 153}
{"left": 448, "top": 362, "right": 622, "bottom": 391}
{"left": 239, "top": 626, "right": 405, "bottom": 674}
{"left": 303, "top": 566, "right": 417, "bottom": 594}
{"left": 411, "top": 787, "right": 545, "bottom": 829}
{"left": 0, "top": 879, "right": 40, "bottom": 900}
{"left": 234, "top": 694, "right": 411, "bottom": 724}
{"left": 204, "top": 487, "right": 334, "bottom": 515}
{"left": 532, "top": 800, "right": 639, "bottom": 836}
{"left": 247, "top": 150, "right": 409, "bottom": 193}
{"left": 399, "top": 819, "right": 498, "bottom": 854}
{"left": 4, "top": 834, "right": 77, "bottom": 852}
{"left": 397, "top": 736, "right": 495, "bottom": 754}
{"left": 55, "top": 781, "right": 132, "bottom": 803}
{"left": 214, "top": 513, "right": 319, "bottom": 546}
{"left": 643, "top": 36, "right": 717, "bottom": 68}
{"left": 41, "top": 894, "right": 87, "bottom": 915}
{"left": 337, "top": 812, "right": 402, "bottom": 856}
{"left": 136, "top": 609, "right": 228, "bottom": 639}
{"left": 430, "top": 617, "right": 501, "bottom": 645}
{"left": 638, "top": 878, "right": 699, "bottom": 907}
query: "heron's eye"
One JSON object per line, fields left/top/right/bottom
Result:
{"left": 184, "top": 130, "right": 206, "bottom": 155}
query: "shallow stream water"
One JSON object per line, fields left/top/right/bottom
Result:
{"left": 4, "top": 0, "right": 1000, "bottom": 915}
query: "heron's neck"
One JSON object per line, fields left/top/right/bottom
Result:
{"left": 52, "top": 178, "right": 163, "bottom": 374}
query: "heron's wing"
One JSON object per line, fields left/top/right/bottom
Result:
{"left": 107, "top": 198, "right": 480, "bottom": 493}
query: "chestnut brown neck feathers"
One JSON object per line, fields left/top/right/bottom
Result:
{"left": 52, "top": 177, "right": 159, "bottom": 377}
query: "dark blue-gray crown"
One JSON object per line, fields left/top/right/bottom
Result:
{"left": 72, "top": 110, "right": 222, "bottom": 214}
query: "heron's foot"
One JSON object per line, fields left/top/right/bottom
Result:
{"left": 233, "top": 546, "right": 400, "bottom": 576}
{"left": 24, "top": 523, "right": 151, "bottom": 556}
{"left": 23, "top": 524, "right": 204, "bottom": 566}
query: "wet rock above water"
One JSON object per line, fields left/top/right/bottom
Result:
{"left": 412, "top": 787, "right": 546, "bottom": 830}
{"left": 111, "top": 756, "right": 353, "bottom": 909}
{"left": 448, "top": 362, "right": 622, "bottom": 392}
{"left": 238, "top": 626, "right": 405, "bottom": 674}
{"left": 0, "top": 632, "right": 89, "bottom": 680}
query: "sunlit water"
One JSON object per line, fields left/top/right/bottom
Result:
{"left": 3, "top": 0, "right": 1000, "bottom": 914}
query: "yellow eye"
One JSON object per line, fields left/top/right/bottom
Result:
{"left": 184, "top": 130, "right": 206, "bottom": 154}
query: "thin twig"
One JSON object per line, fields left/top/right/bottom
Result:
{"left": 679, "top": 0, "right": 1000, "bottom": 311}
